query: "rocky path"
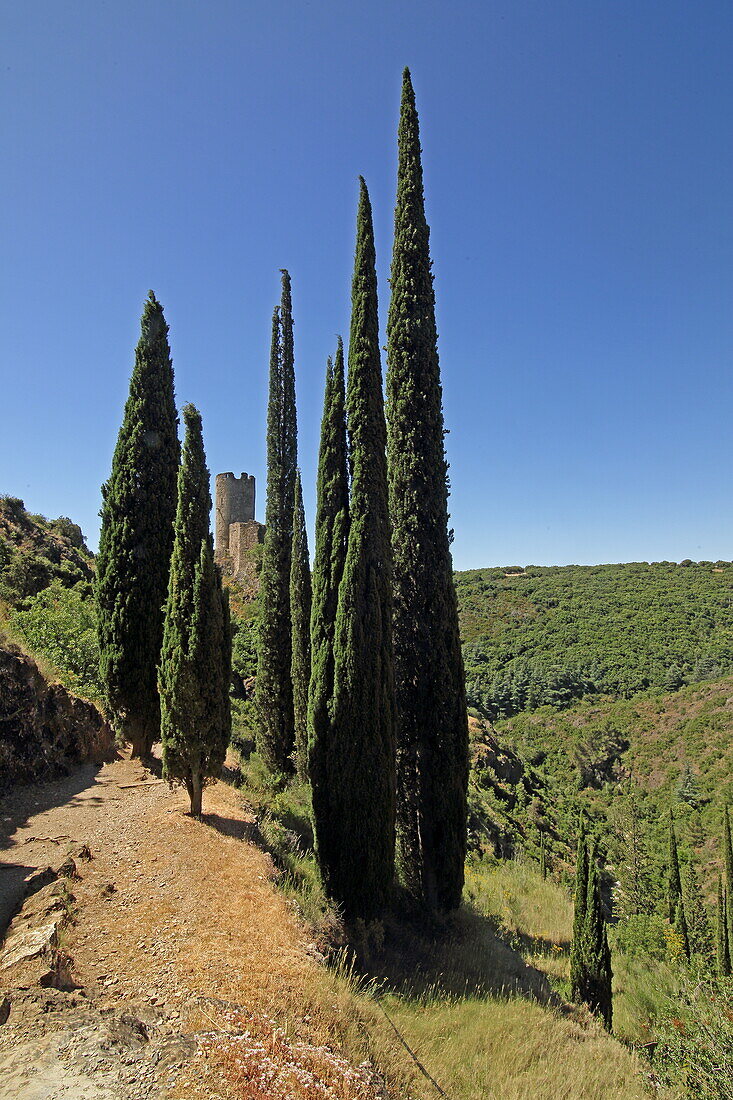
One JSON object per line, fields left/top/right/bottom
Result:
{"left": 0, "top": 756, "right": 386, "bottom": 1100}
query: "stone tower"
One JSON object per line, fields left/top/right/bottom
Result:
{"left": 215, "top": 473, "right": 256, "bottom": 556}
{"left": 214, "top": 472, "right": 265, "bottom": 594}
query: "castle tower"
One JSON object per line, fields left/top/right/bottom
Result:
{"left": 215, "top": 472, "right": 256, "bottom": 556}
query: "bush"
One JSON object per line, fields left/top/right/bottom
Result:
{"left": 9, "top": 583, "right": 102, "bottom": 703}
{"left": 611, "top": 914, "right": 668, "bottom": 961}
{"left": 653, "top": 975, "right": 733, "bottom": 1097}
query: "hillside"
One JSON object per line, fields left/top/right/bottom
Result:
{"left": 0, "top": 495, "right": 94, "bottom": 607}
{"left": 456, "top": 560, "right": 733, "bottom": 717}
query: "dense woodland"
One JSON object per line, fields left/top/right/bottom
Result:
{"left": 459, "top": 561, "right": 733, "bottom": 717}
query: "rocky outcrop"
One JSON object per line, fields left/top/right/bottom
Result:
{"left": 0, "top": 646, "right": 114, "bottom": 791}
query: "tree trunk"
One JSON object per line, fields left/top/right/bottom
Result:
{"left": 128, "top": 718, "right": 148, "bottom": 759}
{"left": 188, "top": 771, "right": 203, "bottom": 818}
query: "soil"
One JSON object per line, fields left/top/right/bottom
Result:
{"left": 0, "top": 754, "right": 384, "bottom": 1100}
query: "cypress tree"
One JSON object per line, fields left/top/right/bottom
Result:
{"left": 308, "top": 342, "right": 349, "bottom": 850}
{"left": 724, "top": 805, "right": 733, "bottom": 950}
{"left": 159, "top": 405, "right": 231, "bottom": 816}
{"left": 290, "top": 470, "right": 312, "bottom": 779}
{"left": 570, "top": 824, "right": 589, "bottom": 1000}
{"left": 257, "top": 273, "right": 298, "bottom": 775}
{"left": 582, "top": 839, "right": 613, "bottom": 1029}
{"left": 668, "top": 811, "right": 682, "bottom": 922}
{"left": 539, "top": 832, "right": 547, "bottom": 880}
{"left": 675, "top": 897, "right": 691, "bottom": 961}
{"left": 96, "top": 291, "right": 179, "bottom": 756}
{"left": 318, "top": 178, "right": 396, "bottom": 920}
{"left": 716, "top": 876, "right": 731, "bottom": 977}
{"left": 386, "top": 67, "right": 469, "bottom": 912}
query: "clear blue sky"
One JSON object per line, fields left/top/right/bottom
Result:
{"left": 3, "top": 1, "right": 732, "bottom": 570}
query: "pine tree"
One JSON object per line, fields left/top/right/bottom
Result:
{"left": 159, "top": 405, "right": 231, "bottom": 816}
{"left": 668, "top": 811, "right": 682, "bottom": 923}
{"left": 96, "top": 291, "right": 179, "bottom": 756}
{"left": 317, "top": 178, "right": 396, "bottom": 920}
{"left": 257, "top": 273, "right": 298, "bottom": 775}
{"left": 308, "top": 342, "right": 349, "bottom": 854}
{"left": 614, "top": 783, "right": 653, "bottom": 918}
{"left": 290, "top": 470, "right": 312, "bottom": 779}
{"left": 386, "top": 67, "right": 469, "bottom": 913}
{"left": 717, "top": 876, "right": 731, "bottom": 977}
{"left": 570, "top": 824, "right": 589, "bottom": 1000}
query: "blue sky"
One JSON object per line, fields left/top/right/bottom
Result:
{"left": 2, "top": 1, "right": 732, "bottom": 570}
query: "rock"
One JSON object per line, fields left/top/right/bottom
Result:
{"left": 24, "top": 866, "right": 58, "bottom": 898}
{"left": 0, "top": 995, "right": 9, "bottom": 1026}
{"left": 57, "top": 855, "right": 79, "bottom": 880}
{"left": 0, "top": 921, "right": 63, "bottom": 987}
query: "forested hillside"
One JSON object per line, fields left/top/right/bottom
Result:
{"left": 457, "top": 561, "right": 733, "bottom": 717}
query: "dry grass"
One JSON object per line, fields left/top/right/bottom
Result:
{"left": 384, "top": 994, "right": 656, "bottom": 1100}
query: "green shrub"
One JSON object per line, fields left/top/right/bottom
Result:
{"left": 9, "top": 583, "right": 102, "bottom": 703}
{"left": 653, "top": 975, "right": 733, "bottom": 1097}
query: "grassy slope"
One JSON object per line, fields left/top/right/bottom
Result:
{"left": 236, "top": 755, "right": 660, "bottom": 1100}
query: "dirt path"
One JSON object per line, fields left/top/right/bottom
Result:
{"left": 0, "top": 757, "right": 387, "bottom": 1100}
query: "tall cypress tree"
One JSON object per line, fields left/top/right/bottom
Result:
{"left": 257, "top": 273, "right": 298, "bottom": 775}
{"left": 570, "top": 824, "right": 589, "bottom": 1000}
{"left": 675, "top": 897, "right": 691, "bottom": 960}
{"left": 290, "top": 470, "right": 312, "bottom": 779}
{"left": 386, "top": 68, "right": 468, "bottom": 912}
{"left": 581, "top": 839, "right": 613, "bottom": 1030}
{"left": 97, "top": 291, "right": 179, "bottom": 756}
{"left": 668, "top": 811, "right": 682, "bottom": 922}
{"left": 724, "top": 805, "right": 733, "bottom": 950}
{"left": 309, "top": 341, "right": 349, "bottom": 850}
{"left": 717, "top": 876, "right": 731, "bottom": 977}
{"left": 317, "top": 178, "right": 396, "bottom": 920}
{"left": 159, "top": 405, "right": 230, "bottom": 816}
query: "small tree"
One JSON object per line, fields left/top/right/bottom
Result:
{"left": 290, "top": 470, "right": 312, "bottom": 779}
{"left": 159, "top": 405, "right": 231, "bottom": 816}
